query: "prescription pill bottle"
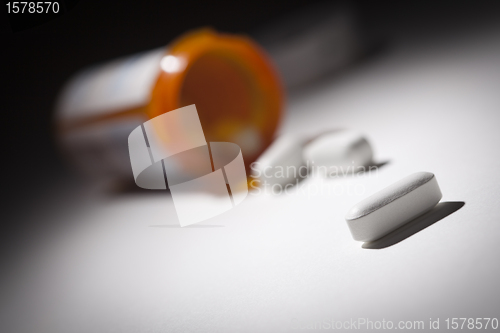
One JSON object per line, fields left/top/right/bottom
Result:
{"left": 56, "top": 28, "right": 284, "bottom": 186}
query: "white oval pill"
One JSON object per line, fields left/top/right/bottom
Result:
{"left": 251, "top": 134, "right": 307, "bottom": 186}
{"left": 303, "top": 130, "right": 373, "bottom": 176}
{"left": 345, "top": 172, "right": 442, "bottom": 242}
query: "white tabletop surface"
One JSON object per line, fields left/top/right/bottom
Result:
{"left": 2, "top": 27, "right": 500, "bottom": 333}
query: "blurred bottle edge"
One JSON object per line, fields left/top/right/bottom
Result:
{"left": 56, "top": 4, "right": 364, "bottom": 189}
{"left": 55, "top": 28, "right": 285, "bottom": 189}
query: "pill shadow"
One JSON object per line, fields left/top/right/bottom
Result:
{"left": 324, "top": 160, "right": 390, "bottom": 179}
{"left": 365, "top": 160, "right": 390, "bottom": 172}
{"left": 362, "top": 201, "right": 465, "bottom": 249}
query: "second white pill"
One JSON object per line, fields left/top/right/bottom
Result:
{"left": 303, "top": 130, "right": 373, "bottom": 176}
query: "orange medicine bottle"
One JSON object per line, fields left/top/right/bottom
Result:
{"left": 56, "top": 28, "right": 284, "bottom": 185}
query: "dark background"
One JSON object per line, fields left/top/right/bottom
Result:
{"left": 1, "top": 0, "right": 499, "bottom": 235}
